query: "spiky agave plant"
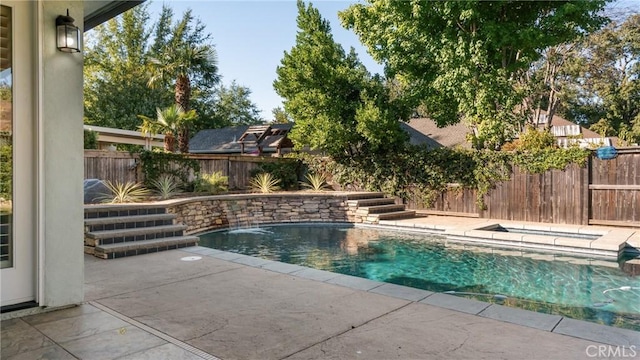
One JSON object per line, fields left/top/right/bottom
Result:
{"left": 99, "top": 181, "right": 151, "bottom": 204}
{"left": 249, "top": 173, "right": 281, "bottom": 193}
{"left": 301, "top": 172, "right": 330, "bottom": 192}
{"left": 151, "top": 174, "right": 182, "bottom": 200}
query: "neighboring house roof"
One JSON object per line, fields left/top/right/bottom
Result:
{"left": 189, "top": 124, "right": 293, "bottom": 154}
{"left": 399, "top": 122, "right": 442, "bottom": 148}
{"left": 405, "top": 113, "right": 616, "bottom": 149}
{"left": 403, "top": 118, "right": 472, "bottom": 149}
{"left": 532, "top": 112, "right": 614, "bottom": 147}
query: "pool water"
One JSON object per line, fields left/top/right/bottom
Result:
{"left": 198, "top": 224, "right": 640, "bottom": 331}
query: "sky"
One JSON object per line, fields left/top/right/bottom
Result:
{"left": 145, "top": 0, "right": 383, "bottom": 120}
{"left": 142, "top": 0, "right": 638, "bottom": 122}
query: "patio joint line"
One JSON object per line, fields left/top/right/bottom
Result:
{"left": 88, "top": 301, "right": 221, "bottom": 360}
{"left": 279, "top": 302, "right": 414, "bottom": 360}
{"left": 86, "top": 267, "right": 241, "bottom": 302}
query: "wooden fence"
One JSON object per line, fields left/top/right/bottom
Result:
{"left": 84, "top": 150, "right": 140, "bottom": 184}
{"left": 411, "top": 148, "right": 640, "bottom": 226}
{"left": 589, "top": 148, "right": 640, "bottom": 226}
{"left": 86, "top": 148, "right": 640, "bottom": 226}
{"left": 84, "top": 151, "right": 283, "bottom": 190}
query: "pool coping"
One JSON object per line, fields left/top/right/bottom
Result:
{"left": 181, "top": 245, "right": 640, "bottom": 347}
{"left": 377, "top": 218, "right": 639, "bottom": 258}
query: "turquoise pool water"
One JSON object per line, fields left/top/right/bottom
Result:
{"left": 198, "top": 224, "right": 640, "bottom": 331}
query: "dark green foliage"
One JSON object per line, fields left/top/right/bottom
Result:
{"left": 84, "top": 4, "right": 172, "bottom": 130}
{"left": 296, "top": 144, "right": 589, "bottom": 210}
{"left": 250, "top": 160, "right": 303, "bottom": 191}
{"left": 274, "top": 1, "right": 409, "bottom": 160}
{"left": 341, "top": 0, "right": 610, "bottom": 148}
{"left": 200, "top": 81, "right": 263, "bottom": 129}
{"left": 84, "top": 129, "right": 98, "bottom": 149}
{"left": 0, "top": 144, "right": 11, "bottom": 200}
{"left": 138, "top": 151, "right": 200, "bottom": 190}
{"left": 560, "top": 14, "right": 640, "bottom": 137}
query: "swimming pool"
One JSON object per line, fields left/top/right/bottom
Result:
{"left": 198, "top": 224, "right": 640, "bottom": 331}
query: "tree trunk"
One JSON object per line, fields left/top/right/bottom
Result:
{"left": 164, "top": 133, "right": 176, "bottom": 153}
{"left": 175, "top": 75, "right": 191, "bottom": 153}
{"left": 175, "top": 75, "right": 191, "bottom": 111}
{"left": 178, "top": 127, "right": 189, "bottom": 153}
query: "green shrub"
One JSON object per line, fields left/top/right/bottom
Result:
{"left": 295, "top": 143, "right": 589, "bottom": 210}
{"left": 518, "top": 126, "right": 556, "bottom": 151}
{"left": 250, "top": 160, "right": 302, "bottom": 190}
{"left": 0, "top": 144, "right": 11, "bottom": 201}
{"left": 195, "top": 171, "right": 228, "bottom": 194}
{"left": 84, "top": 129, "right": 98, "bottom": 149}
{"left": 138, "top": 150, "right": 200, "bottom": 190}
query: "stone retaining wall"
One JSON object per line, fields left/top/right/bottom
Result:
{"left": 165, "top": 193, "right": 361, "bottom": 235}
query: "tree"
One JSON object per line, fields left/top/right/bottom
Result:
{"left": 521, "top": 43, "right": 581, "bottom": 130}
{"left": 84, "top": 4, "right": 171, "bottom": 130}
{"left": 148, "top": 6, "right": 221, "bottom": 153}
{"left": 274, "top": 1, "right": 408, "bottom": 160}
{"left": 340, "top": 0, "right": 609, "bottom": 149}
{"left": 138, "top": 105, "right": 197, "bottom": 152}
{"left": 271, "top": 107, "right": 291, "bottom": 124}
{"left": 562, "top": 14, "right": 640, "bottom": 135}
{"left": 211, "top": 81, "right": 263, "bottom": 127}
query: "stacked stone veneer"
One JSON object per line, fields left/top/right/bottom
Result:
{"left": 164, "top": 193, "right": 364, "bottom": 235}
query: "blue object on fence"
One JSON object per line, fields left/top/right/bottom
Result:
{"left": 596, "top": 146, "right": 618, "bottom": 160}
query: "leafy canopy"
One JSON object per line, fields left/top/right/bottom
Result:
{"left": 84, "top": 4, "right": 170, "bottom": 130}
{"left": 340, "top": 0, "right": 610, "bottom": 149}
{"left": 274, "top": 1, "right": 409, "bottom": 160}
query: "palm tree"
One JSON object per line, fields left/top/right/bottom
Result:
{"left": 147, "top": 9, "right": 220, "bottom": 153}
{"left": 138, "top": 105, "right": 196, "bottom": 152}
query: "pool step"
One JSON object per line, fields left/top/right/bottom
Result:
{"left": 84, "top": 205, "right": 197, "bottom": 259}
{"left": 347, "top": 198, "right": 396, "bottom": 207}
{"left": 356, "top": 204, "right": 406, "bottom": 215}
{"left": 371, "top": 210, "right": 417, "bottom": 221}
{"left": 93, "top": 236, "right": 199, "bottom": 259}
{"left": 345, "top": 192, "right": 386, "bottom": 200}
{"left": 84, "top": 213, "right": 177, "bottom": 232}
{"left": 85, "top": 224, "right": 188, "bottom": 246}
{"left": 347, "top": 194, "right": 417, "bottom": 224}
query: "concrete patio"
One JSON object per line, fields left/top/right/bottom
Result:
{"left": 2, "top": 242, "right": 639, "bottom": 360}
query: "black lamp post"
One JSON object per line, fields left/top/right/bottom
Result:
{"left": 56, "top": 9, "right": 81, "bottom": 53}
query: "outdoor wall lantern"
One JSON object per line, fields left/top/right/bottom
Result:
{"left": 56, "top": 9, "right": 81, "bottom": 53}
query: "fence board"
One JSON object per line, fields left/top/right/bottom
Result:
{"left": 589, "top": 149, "right": 640, "bottom": 225}
{"left": 84, "top": 150, "right": 139, "bottom": 183}
{"left": 84, "top": 151, "right": 285, "bottom": 190}
{"left": 412, "top": 162, "right": 590, "bottom": 225}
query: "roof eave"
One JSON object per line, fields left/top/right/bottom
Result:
{"left": 84, "top": 1, "right": 146, "bottom": 31}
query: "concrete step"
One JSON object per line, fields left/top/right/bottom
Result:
{"left": 84, "top": 213, "right": 177, "bottom": 232}
{"left": 84, "top": 206, "right": 167, "bottom": 219}
{"left": 356, "top": 204, "right": 406, "bottom": 215}
{"left": 370, "top": 210, "right": 416, "bottom": 221}
{"left": 345, "top": 192, "right": 385, "bottom": 200}
{"left": 85, "top": 224, "right": 188, "bottom": 247}
{"left": 93, "top": 236, "right": 199, "bottom": 259}
{"left": 347, "top": 198, "right": 396, "bottom": 207}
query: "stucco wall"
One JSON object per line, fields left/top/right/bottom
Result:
{"left": 39, "top": 0, "right": 84, "bottom": 307}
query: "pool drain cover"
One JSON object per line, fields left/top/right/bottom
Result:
{"left": 180, "top": 256, "right": 202, "bottom": 262}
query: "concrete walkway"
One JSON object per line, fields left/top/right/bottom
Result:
{"left": 3, "top": 245, "right": 639, "bottom": 360}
